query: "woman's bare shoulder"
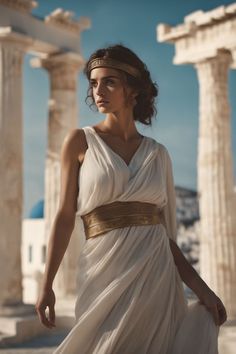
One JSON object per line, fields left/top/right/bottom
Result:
{"left": 61, "top": 128, "right": 88, "bottom": 165}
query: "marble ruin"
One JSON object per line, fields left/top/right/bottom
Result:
{"left": 0, "top": 0, "right": 236, "bottom": 345}
{"left": 157, "top": 3, "right": 236, "bottom": 318}
{"left": 0, "top": 0, "right": 90, "bottom": 341}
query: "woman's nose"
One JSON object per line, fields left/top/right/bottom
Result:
{"left": 95, "top": 82, "right": 105, "bottom": 96}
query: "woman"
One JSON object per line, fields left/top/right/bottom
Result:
{"left": 36, "top": 44, "right": 227, "bottom": 353}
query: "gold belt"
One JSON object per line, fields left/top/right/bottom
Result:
{"left": 81, "top": 201, "right": 163, "bottom": 240}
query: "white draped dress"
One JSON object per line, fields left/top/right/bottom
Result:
{"left": 53, "top": 126, "right": 219, "bottom": 354}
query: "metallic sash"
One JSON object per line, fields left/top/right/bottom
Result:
{"left": 81, "top": 201, "right": 163, "bottom": 240}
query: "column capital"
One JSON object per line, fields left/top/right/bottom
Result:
{"left": 194, "top": 49, "right": 232, "bottom": 127}
{"left": 194, "top": 49, "right": 232, "bottom": 97}
{"left": 0, "top": 27, "right": 33, "bottom": 52}
{"left": 194, "top": 49, "right": 232, "bottom": 70}
{"left": 31, "top": 52, "right": 85, "bottom": 90}
{"left": 0, "top": 32, "right": 30, "bottom": 81}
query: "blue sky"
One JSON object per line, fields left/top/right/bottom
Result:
{"left": 23, "top": 0, "right": 236, "bottom": 217}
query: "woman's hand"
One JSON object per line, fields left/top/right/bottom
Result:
{"left": 198, "top": 288, "right": 227, "bottom": 326}
{"left": 35, "top": 288, "right": 56, "bottom": 329}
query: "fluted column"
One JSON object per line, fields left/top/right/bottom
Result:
{"left": 31, "top": 53, "right": 84, "bottom": 298}
{"left": 0, "top": 40, "right": 27, "bottom": 311}
{"left": 195, "top": 50, "right": 236, "bottom": 317}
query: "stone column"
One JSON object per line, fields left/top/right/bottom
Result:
{"left": 0, "top": 37, "right": 30, "bottom": 312}
{"left": 31, "top": 53, "right": 84, "bottom": 298}
{"left": 195, "top": 49, "right": 236, "bottom": 317}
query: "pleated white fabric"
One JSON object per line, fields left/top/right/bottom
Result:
{"left": 53, "top": 126, "right": 219, "bottom": 354}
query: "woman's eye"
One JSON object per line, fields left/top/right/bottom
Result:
{"left": 90, "top": 79, "right": 115, "bottom": 88}
{"left": 106, "top": 79, "right": 115, "bottom": 85}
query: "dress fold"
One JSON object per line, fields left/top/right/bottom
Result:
{"left": 53, "top": 126, "right": 219, "bottom": 353}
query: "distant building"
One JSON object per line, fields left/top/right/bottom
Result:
{"left": 176, "top": 185, "right": 199, "bottom": 226}
{"left": 175, "top": 186, "right": 200, "bottom": 299}
{"left": 22, "top": 199, "right": 46, "bottom": 303}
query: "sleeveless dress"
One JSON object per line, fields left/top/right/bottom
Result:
{"left": 53, "top": 126, "right": 219, "bottom": 354}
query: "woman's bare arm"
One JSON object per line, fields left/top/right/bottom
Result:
{"left": 169, "top": 238, "right": 209, "bottom": 297}
{"left": 36, "top": 128, "right": 84, "bottom": 328}
{"left": 169, "top": 238, "right": 227, "bottom": 325}
{"left": 161, "top": 145, "right": 227, "bottom": 326}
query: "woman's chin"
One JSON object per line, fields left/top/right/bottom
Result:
{"left": 98, "top": 106, "right": 110, "bottom": 112}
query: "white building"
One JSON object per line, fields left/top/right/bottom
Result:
{"left": 22, "top": 200, "right": 46, "bottom": 304}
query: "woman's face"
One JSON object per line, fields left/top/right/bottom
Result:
{"left": 89, "top": 67, "right": 135, "bottom": 113}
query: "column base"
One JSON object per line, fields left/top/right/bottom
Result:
{"left": 0, "top": 302, "right": 35, "bottom": 317}
{"left": 0, "top": 298, "right": 75, "bottom": 347}
{"left": 219, "top": 320, "right": 236, "bottom": 354}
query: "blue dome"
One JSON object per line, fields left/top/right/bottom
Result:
{"left": 29, "top": 199, "right": 44, "bottom": 219}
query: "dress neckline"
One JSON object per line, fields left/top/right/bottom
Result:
{"left": 87, "top": 126, "right": 147, "bottom": 168}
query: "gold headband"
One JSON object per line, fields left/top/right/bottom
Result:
{"left": 88, "top": 58, "right": 141, "bottom": 79}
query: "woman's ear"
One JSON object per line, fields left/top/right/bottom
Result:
{"left": 130, "top": 93, "right": 138, "bottom": 107}
{"left": 124, "top": 87, "right": 139, "bottom": 107}
{"left": 131, "top": 90, "right": 139, "bottom": 99}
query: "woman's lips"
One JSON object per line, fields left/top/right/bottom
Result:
{"left": 97, "top": 101, "right": 109, "bottom": 106}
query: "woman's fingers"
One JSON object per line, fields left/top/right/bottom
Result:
{"left": 36, "top": 304, "right": 56, "bottom": 329}
{"left": 200, "top": 290, "right": 228, "bottom": 326}
{"left": 49, "top": 303, "right": 56, "bottom": 327}
{"left": 207, "top": 299, "right": 228, "bottom": 326}
{"left": 36, "top": 305, "right": 50, "bottom": 328}
{"left": 217, "top": 300, "right": 227, "bottom": 325}
{"left": 35, "top": 289, "right": 56, "bottom": 329}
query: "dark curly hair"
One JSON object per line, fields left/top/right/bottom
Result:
{"left": 83, "top": 43, "right": 159, "bottom": 126}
